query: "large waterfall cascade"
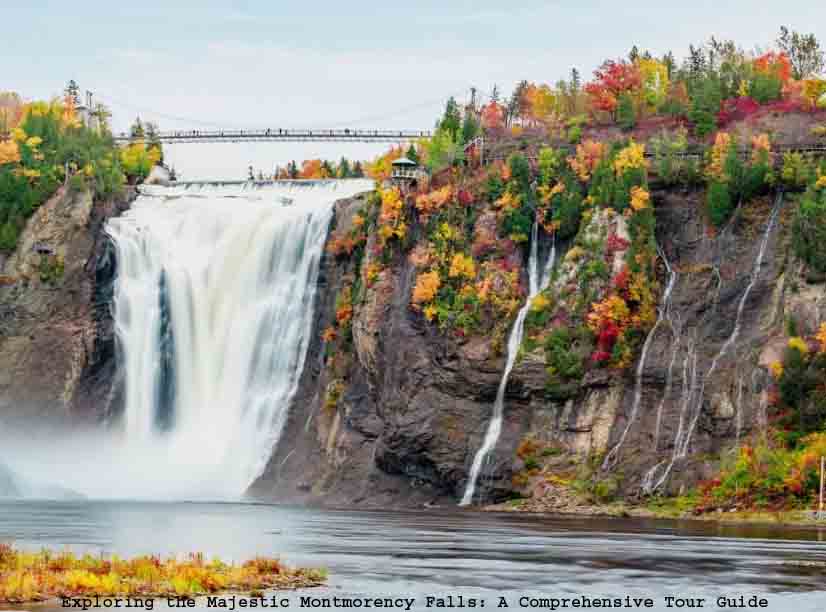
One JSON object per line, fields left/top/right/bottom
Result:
{"left": 460, "top": 224, "right": 556, "bottom": 506}
{"left": 2, "top": 180, "right": 372, "bottom": 500}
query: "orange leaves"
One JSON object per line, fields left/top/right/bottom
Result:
{"left": 412, "top": 270, "right": 441, "bottom": 307}
{"left": 480, "top": 101, "right": 505, "bottom": 130}
{"left": 366, "top": 145, "right": 404, "bottom": 181}
{"left": 568, "top": 139, "right": 606, "bottom": 182}
{"left": 299, "top": 159, "right": 326, "bottom": 179}
{"left": 754, "top": 51, "right": 793, "bottom": 84}
{"left": 751, "top": 133, "right": 772, "bottom": 163}
{"left": 587, "top": 294, "right": 631, "bottom": 334}
{"left": 321, "top": 326, "right": 337, "bottom": 343}
{"left": 448, "top": 252, "right": 476, "bottom": 279}
{"left": 377, "top": 186, "right": 407, "bottom": 246}
{"left": 585, "top": 60, "right": 642, "bottom": 115}
{"left": 415, "top": 185, "right": 453, "bottom": 220}
{"left": 629, "top": 186, "right": 650, "bottom": 211}
{"left": 0, "top": 139, "right": 20, "bottom": 165}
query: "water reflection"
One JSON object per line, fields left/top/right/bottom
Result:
{"left": 0, "top": 501, "right": 824, "bottom": 611}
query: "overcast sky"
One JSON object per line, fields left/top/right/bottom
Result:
{"left": 4, "top": 1, "right": 824, "bottom": 179}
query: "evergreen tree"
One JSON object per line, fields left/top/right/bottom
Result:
{"left": 491, "top": 84, "right": 500, "bottom": 103}
{"left": 617, "top": 93, "right": 636, "bottom": 131}
{"left": 321, "top": 160, "right": 335, "bottom": 178}
{"left": 338, "top": 157, "right": 351, "bottom": 178}
{"left": 352, "top": 161, "right": 364, "bottom": 178}
{"left": 405, "top": 144, "right": 419, "bottom": 164}
{"left": 461, "top": 113, "right": 479, "bottom": 144}
{"left": 130, "top": 117, "right": 145, "bottom": 140}
{"left": 628, "top": 45, "right": 640, "bottom": 63}
{"left": 439, "top": 97, "right": 462, "bottom": 141}
{"left": 287, "top": 160, "right": 299, "bottom": 179}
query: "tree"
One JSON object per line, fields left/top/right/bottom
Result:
{"left": 480, "top": 101, "right": 505, "bottom": 130}
{"left": 491, "top": 84, "right": 500, "bottom": 103}
{"left": 585, "top": 60, "right": 642, "bottom": 120}
{"left": 461, "top": 112, "right": 480, "bottom": 144}
{"left": 617, "top": 93, "right": 636, "bottom": 131}
{"left": 352, "top": 161, "right": 364, "bottom": 178}
{"left": 338, "top": 156, "right": 351, "bottom": 178}
{"left": 405, "top": 144, "right": 419, "bottom": 164}
{"left": 287, "top": 160, "right": 299, "bottom": 179}
{"left": 628, "top": 45, "right": 640, "bottom": 63}
{"left": 662, "top": 51, "right": 676, "bottom": 78}
{"left": 506, "top": 80, "right": 529, "bottom": 125}
{"left": 91, "top": 103, "right": 112, "bottom": 134}
{"left": 778, "top": 26, "right": 825, "bottom": 79}
{"left": 64, "top": 80, "right": 80, "bottom": 106}
{"left": 130, "top": 117, "right": 145, "bottom": 140}
{"left": 439, "top": 97, "right": 461, "bottom": 141}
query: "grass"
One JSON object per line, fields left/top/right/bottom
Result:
{"left": 0, "top": 544, "right": 326, "bottom": 604}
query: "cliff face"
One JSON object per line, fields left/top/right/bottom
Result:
{"left": 0, "top": 185, "right": 132, "bottom": 427}
{"left": 250, "top": 182, "right": 820, "bottom": 507}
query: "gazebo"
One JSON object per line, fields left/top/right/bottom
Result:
{"left": 391, "top": 157, "right": 425, "bottom": 184}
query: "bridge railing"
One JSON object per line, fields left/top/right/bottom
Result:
{"left": 113, "top": 128, "right": 432, "bottom": 143}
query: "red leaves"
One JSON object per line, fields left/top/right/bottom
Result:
{"left": 605, "top": 232, "right": 630, "bottom": 255}
{"left": 613, "top": 267, "right": 630, "bottom": 292}
{"left": 457, "top": 188, "right": 473, "bottom": 206}
{"left": 586, "top": 60, "right": 642, "bottom": 115}
{"left": 717, "top": 96, "right": 760, "bottom": 126}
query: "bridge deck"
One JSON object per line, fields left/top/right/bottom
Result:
{"left": 115, "top": 128, "right": 432, "bottom": 144}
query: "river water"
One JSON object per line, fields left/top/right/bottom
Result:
{"left": 1, "top": 501, "right": 825, "bottom": 611}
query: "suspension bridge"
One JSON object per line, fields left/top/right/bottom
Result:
{"left": 112, "top": 128, "right": 432, "bottom": 144}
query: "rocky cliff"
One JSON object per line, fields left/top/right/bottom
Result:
{"left": 249, "top": 176, "right": 822, "bottom": 509}
{"left": 0, "top": 185, "right": 133, "bottom": 427}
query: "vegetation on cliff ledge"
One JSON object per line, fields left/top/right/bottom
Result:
{"left": 0, "top": 83, "right": 163, "bottom": 252}
{"left": 0, "top": 544, "right": 325, "bottom": 603}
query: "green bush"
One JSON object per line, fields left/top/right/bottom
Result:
{"left": 706, "top": 181, "right": 733, "bottom": 227}
{"left": 617, "top": 93, "right": 636, "bottom": 131}
{"left": 792, "top": 179, "right": 826, "bottom": 273}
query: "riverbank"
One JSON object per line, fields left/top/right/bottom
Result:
{"left": 482, "top": 480, "right": 826, "bottom": 528}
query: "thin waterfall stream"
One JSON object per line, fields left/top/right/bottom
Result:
{"left": 644, "top": 191, "right": 783, "bottom": 493}
{"left": 460, "top": 222, "right": 556, "bottom": 506}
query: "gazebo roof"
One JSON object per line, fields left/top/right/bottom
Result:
{"left": 391, "top": 157, "right": 418, "bottom": 167}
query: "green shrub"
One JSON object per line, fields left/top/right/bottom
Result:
{"left": 706, "top": 181, "right": 733, "bottom": 227}
{"left": 617, "top": 93, "right": 636, "bottom": 131}
{"left": 792, "top": 178, "right": 826, "bottom": 273}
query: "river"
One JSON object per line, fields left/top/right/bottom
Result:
{"left": 1, "top": 500, "right": 825, "bottom": 611}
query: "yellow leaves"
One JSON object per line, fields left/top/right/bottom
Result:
{"left": 587, "top": 294, "right": 631, "bottom": 333}
{"left": 568, "top": 139, "right": 605, "bottom": 182}
{"left": 24, "top": 136, "right": 42, "bottom": 149}
{"left": 815, "top": 175, "right": 826, "bottom": 190}
{"left": 363, "top": 262, "right": 382, "bottom": 287}
{"left": 0, "top": 544, "right": 320, "bottom": 604}
{"left": 565, "top": 246, "right": 585, "bottom": 262}
{"left": 321, "top": 326, "right": 337, "bottom": 343}
{"left": 494, "top": 190, "right": 519, "bottom": 212}
{"left": 412, "top": 270, "right": 441, "bottom": 307}
{"left": 708, "top": 132, "right": 732, "bottom": 182}
{"left": 448, "top": 252, "right": 476, "bottom": 279}
{"left": 530, "top": 293, "right": 550, "bottom": 312}
{"left": 423, "top": 304, "right": 438, "bottom": 321}
{"left": 0, "top": 139, "right": 20, "bottom": 165}
{"left": 613, "top": 140, "right": 646, "bottom": 176}
{"left": 377, "top": 186, "right": 405, "bottom": 246}
{"left": 788, "top": 336, "right": 809, "bottom": 354}
{"left": 436, "top": 222, "right": 458, "bottom": 242}
{"left": 11, "top": 127, "right": 26, "bottom": 142}
{"left": 629, "top": 186, "right": 650, "bottom": 211}
{"left": 769, "top": 360, "right": 784, "bottom": 379}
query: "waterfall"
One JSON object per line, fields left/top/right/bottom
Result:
{"left": 644, "top": 192, "right": 782, "bottom": 493}
{"left": 94, "top": 179, "right": 372, "bottom": 499}
{"left": 602, "top": 246, "right": 678, "bottom": 470}
{"left": 460, "top": 223, "right": 556, "bottom": 506}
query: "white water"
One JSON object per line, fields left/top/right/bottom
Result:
{"left": 645, "top": 193, "right": 782, "bottom": 493}
{"left": 3, "top": 180, "right": 371, "bottom": 500}
{"left": 602, "top": 247, "right": 678, "bottom": 470}
{"left": 460, "top": 223, "right": 555, "bottom": 506}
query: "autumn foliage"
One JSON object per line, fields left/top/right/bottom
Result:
{"left": 0, "top": 544, "right": 325, "bottom": 603}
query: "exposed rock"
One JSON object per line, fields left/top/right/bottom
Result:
{"left": 0, "top": 186, "right": 134, "bottom": 424}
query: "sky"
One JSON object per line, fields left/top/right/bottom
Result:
{"left": 3, "top": 1, "right": 825, "bottom": 179}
